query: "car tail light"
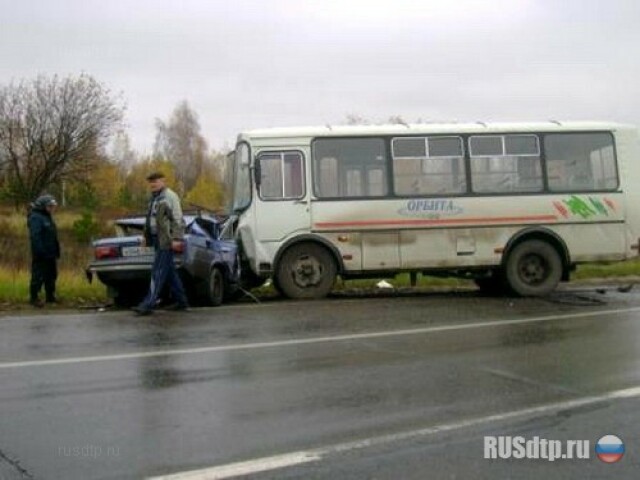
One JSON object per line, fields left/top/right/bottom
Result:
{"left": 172, "top": 240, "right": 185, "bottom": 254}
{"left": 95, "top": 246, "right": 119, "bottom": 259}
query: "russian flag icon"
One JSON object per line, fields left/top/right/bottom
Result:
{"left": 595, "top": 435, "right": 625, "bottom": 463}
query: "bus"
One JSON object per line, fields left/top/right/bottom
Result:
{"left": 224, "top": 122, "right": 640, "bottom": 299}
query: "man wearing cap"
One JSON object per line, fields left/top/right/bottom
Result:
{"left": 133, "top": 172, "right": 189, "bottom": 315}
{"left": 28, "top": 194, "right": 60, "bottom": 307}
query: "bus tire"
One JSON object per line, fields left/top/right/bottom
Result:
{"left": 276, "top": 242, "right": 337, "bottom": 299}
{"left": 504, "top": 240, "right": 562, "bottom": 297}
{"left": 271, "top": 275, "right": 284, "bottom": 296}
{"left": 207, "top": 267, "right": 225, "bottom": 307}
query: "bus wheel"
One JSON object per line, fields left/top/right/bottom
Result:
{"left": 207, "top": 267, "right": 225, "bottom": 306}
{"left": 504, "top": 240, "right": 562, "bottom": 297}
{"left": 276, "top": 243, "right": 337, "bottom": 299}
{"left": 271, "top": 275, "right": 284, "bottom": 296}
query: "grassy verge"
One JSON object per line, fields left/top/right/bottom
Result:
{"left": 0, "top": 268, "right": 107, "bottom": 310}
{"left": 572, "top": 258, "right": 640, "bottom": 279}
{"left": 0, "top": 208, "right": 112, "bottom": 311}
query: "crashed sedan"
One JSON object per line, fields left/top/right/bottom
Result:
{"left": 86, "top": 213, "right": 239, "bottom": 307}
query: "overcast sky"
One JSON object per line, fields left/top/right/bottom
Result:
{"left": 1, "top": 0, "right": 639, "bottom": 153}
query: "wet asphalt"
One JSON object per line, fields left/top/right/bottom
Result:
{"left": 0, "top": 286, "right": 639, "bottom": 479}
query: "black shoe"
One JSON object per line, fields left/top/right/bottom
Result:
{"left": 132, "top": 306, "right": 153, "bottom": 316}
{"left": 30, "top": 299, "right": 44, "bottom": 308}
{"left": 164, "top": 303, "right": 189, "bottom": 312}
{"left": 46, "top": 298, "right": 58, "bottom": 304}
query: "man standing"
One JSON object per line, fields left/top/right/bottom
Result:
{"left": 133, "top": 172, "right": 189, "bottom": 315}
{"left": 28, "top": 194, "right": 60, "bottom": 307}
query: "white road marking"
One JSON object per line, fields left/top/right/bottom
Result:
{"left": 480, "top": 367, "right": 579, "bottom": 394}
{"left": 148, "top": 452, "right": 322, "bottom": 480}
{"left": 1, "top": 305, "right": 640, "bottom": 370}
{"left": 148, "top": 384, "right": 640, "bottom": 479}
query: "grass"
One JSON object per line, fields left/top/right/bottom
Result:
{"left": 0, "top": 208, "right": 113, "bottom": 310}
{"left": 1, "top": 209, "right": 87, "bottom": 231}
{"left": 573, "top": 258, "right": 640, "bottom": 280}
{"left": 0, "top": 268, "right": 107, "bottom": 310}
{"left": 0, "top": 208, "right": 115, "bottom": 272}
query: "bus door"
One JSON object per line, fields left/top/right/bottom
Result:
{"left": 309, "top": 138, "right": 401, "bottom": 271}
{"left": 254, "top": 149, "right": 310, "bottom": 243}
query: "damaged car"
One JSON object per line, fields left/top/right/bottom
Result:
{"left": 86, "top": 213, "right": 239, "bottom": 307}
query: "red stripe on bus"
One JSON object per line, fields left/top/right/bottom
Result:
{"left": 314, "top": 215, "right": 559, "bottom": 228}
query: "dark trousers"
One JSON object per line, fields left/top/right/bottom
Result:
{"left": 138, "top": 249, "right": 188, "bottom": 310}
{"left": 30, "top": 258, "right": 57, "bottom": 302}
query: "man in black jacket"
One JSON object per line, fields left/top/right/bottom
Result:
{"left": 28, "top": 194, "right": 60, "bottom": 307}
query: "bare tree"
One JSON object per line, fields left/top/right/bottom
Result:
{"left": 0, "top": 74, "right": 124, "bottom": 206}
{"left": 153, "top": 101, "right": 207, "bottom": 195}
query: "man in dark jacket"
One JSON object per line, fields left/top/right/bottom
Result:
{"left": 28, "top": 194, "right": 61, "bottom": 307}
{"left": 132, "top": 172, "right": 189, "bottom": 315}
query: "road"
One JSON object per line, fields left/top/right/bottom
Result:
{"left": 0, "top": 286, "right": 639, "bottom": 479}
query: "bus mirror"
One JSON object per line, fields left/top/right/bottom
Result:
{"left": 254, "top": 158, "right": 262, "bottom": 187}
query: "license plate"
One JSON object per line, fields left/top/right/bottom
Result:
{"left": 121, "top": 246, "right": 155, "bottom": 257}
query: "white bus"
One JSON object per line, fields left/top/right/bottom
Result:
{"left": 225, "top": 122, "right": 640, "bottom": 299}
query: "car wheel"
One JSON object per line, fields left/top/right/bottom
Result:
{"left": 504, "top": 240, "right": 562, "bottom": 297}
{"left": 276, "top": 243, "right": 336, "bottom": 299}
{"left": 207, "top": 267, "right": 225, "bottom": 307}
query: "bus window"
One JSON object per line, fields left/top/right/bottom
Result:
{"left": 345, "top": 169, "right": 363, "bottom": 197}
{"left": 544, "top": 133, "right": 617, "bottom": 191}
{"left": 258, "top": 151, "right": 305, "bottom": 200}
{"left": 392, "top": 136, "right": 466, "bottom": 195}
{"left": 313, "top": 138, "right": 388, "bottom": 198}
{"left": 318, "top": 157, "right": 338, "bottom": 197}
{"left": 284, "top": 153, "right": 304, "bottom": 198}
{"left": 368, "top": 168, "right": 385, "bottom": 196}
{"left": 470, "top": 134, "right": 542, "bottom": 193}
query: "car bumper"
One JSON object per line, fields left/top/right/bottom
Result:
{"left": 86, "top": 258, "right": 184, "bottom": 285}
